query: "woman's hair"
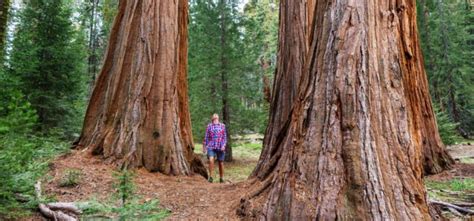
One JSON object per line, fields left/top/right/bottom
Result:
{"left": 212, "top": 113, "right": 219, "bottom": 120}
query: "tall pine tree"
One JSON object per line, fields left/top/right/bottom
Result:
{"left": 417, "top": 0, "right": 474, "bottom": 138}
{"left": 189, "top": 0, "right": 271, "bottom": 161}
{"left": 10, "top": 0, "right": 86, "bottom": 135}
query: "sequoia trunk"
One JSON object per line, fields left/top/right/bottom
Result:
{"left": 251, "top": 0, "right": 312, "bottom": 177}
{"left": 240, "top": 0, "right": 442, "bottom": 219}
{"left": 76, "top": 0, "right": 207, "bottom": 177}
{"left": 415, "top": 0, "right": 454, "bottom": 174}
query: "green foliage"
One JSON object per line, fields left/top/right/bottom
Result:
{"left": 59, "top": 169, "right": 82, "bottom": 187}
{"left": 81, "top": 198, "right": 170, "bottom": 221}
{"left": 434, "top": 106, "right": 461, "bottom": 145}
{"left": 9, "top": 0, "right": 87, "bottom": 136}
{"left": 426, "top": 178, "right": 474, "bottom": 192}
{"left": 0, "top": 74, "right": 37, "bottom": 135}
{"left": 450, "top": 178, "right": 474, "bottom": 192}
{"left": 0, "top": 133, "right": 70, "bottom": 218}
{"left": 426, "top": 177, "right": 474, "bottom": 204}
{"left": 77, "top": 0, "right": 118, "bottom": 88}
{"left": 113, "top": 169, "right": 135, "bottom": 205}
{"left": 242, "top": 0, "right": 279, "bottom": 76}
{"left": 0, "top": 64, "right": 70, "bottom": 218}
{"left": 81, "top": 170, "right": 169, "bottom": 220}
{"left": 417, "top": 0, "right": 474, "bottom": 137}
{"left": 188, "top": 0, "right": 278, "bottom": 140}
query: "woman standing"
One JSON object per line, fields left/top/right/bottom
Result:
{"left": 202, "top": 113, "right": 227, "bottom": 183}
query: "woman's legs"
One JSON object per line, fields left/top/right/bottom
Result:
{"left": 207, "top": 149, "right": 225, "bottom": 183}
{"left": 208, "top": 156, "right": 214, "bottom": 182}
{"left": 218, "top": 161, "right": 224, "bottom": 181}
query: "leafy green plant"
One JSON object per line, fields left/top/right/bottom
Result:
{"left": 81, "top": 170, "right": 169, "bottom": 220}
{"left": 113, "top": 199, "right": 170, "bottom": 221}
{"left": 81, "top": 198, "right": 170, "bottom": 221}
{"left": 59, "top": 169, "right": 82, "bottom": 187}
{"left": 0, "top": 133, "right": 70, "bottom": 218}
{"left": 450, "top": 178, "right": 474, "bottom": 192}
{"left": 434, "top": 106, "right": 461, "bottom": 145}
{"left": 113, "top": 169, "right": 135, "bottom": 206}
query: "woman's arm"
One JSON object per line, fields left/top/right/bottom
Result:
{"left": 221, "top": 124, "right": 227, "bottom": 151}
{"left": 203, "top": 124, "right": 210, "bottom": 152}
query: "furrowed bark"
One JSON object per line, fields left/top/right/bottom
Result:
{"left": 77, "top": 0, "right": 206, "bottom": 177}
{"left": 241, "top": 0, "right": 443, "bottom": 219}
{"left": 411, "top": 0, "right": 454, "bottom": 174}
{"left": 251, "top": 0, "right": 311, "bottom": 178}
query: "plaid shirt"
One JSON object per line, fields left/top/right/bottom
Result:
{"left": 204, "top": 123, "right": 227, "bottom": 151}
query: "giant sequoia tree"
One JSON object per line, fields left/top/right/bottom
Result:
{"left": 77, "top": 0, "right": 207, "bottom": 177}
{"left": 251, "top": 0, "right": 311, "bottom": 176}
{"left": 240, "top": 0, "right": 450, "bottom": 219}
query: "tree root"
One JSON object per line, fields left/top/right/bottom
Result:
{"left": 236, "top": 176, "right": 274, "bottom": 218}
{"left": 38, "top": 204, "right": 77, "bottom": 221}
{"left": 430, "top": 199, "right": 474, "bottom": 216}
{"left": 35, "top": 181, "right": 82, "bottom": 221}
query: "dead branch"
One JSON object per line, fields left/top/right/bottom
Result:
{"left": 430, "top": 199, "right": 474, "bottom": 215}
{"left": 35, "top": 181, "right": 80, "bottom": 221}
{"left": 447, "top": 207, "right": 464, "bottom": 217}
{"left": 46, "top": 202, "right": 82, "bottom": 214}
{"left": 38, "top": 204, "right": 77, "bottom": 221}
{"left": 452, "top": 202, "right": 474, "bottom": 207}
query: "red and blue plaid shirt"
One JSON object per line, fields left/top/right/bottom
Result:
{"left": 204, "top": 123, "right": 227, "bottom": 151}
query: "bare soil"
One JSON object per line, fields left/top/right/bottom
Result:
{"left": 25, "top": 144, "right": 474, "bottom": 220}
{"left": 41, "top": 150, "right": 252, "bottom": 220}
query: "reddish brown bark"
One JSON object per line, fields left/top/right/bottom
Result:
{"left": 251, "top": 0, "right": 310, "bottom": 177}
{"left": 405, "top": 13, "right": 454, "bottom": 174}
{"left": 76, "top": 0, "right": 206, "bottom": 177}
{"left": 240, "top": 0, "right": 442, "bottom": 219}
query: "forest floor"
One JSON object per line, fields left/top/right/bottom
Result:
{"left": 24, "top": 140, "right": 473, "bottom": 220}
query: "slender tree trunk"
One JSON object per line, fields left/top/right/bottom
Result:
{"left": 87, "top": 0, "right": 99, "bottom": 96}
{"left": 220, "top": 0, "right": 232, "bottom": 162}
{"left": 240, "top": 0, "right": 444, "bottom": 219}
{"left": 259, "top": 56, "right": 272, "bottom": 103}
{"left": 76, "top": 0, "right": 207, "bottom": 177}
{"left": 0, "top": 0, "right": 10, "bottom": 53}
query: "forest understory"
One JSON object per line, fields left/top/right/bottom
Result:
{"left": 1, "top": 0, "right": 472, "bottom": 220}
{"left": 20, "top": 142, "right": 474, "bottom": 220}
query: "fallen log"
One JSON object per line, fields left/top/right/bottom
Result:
{"left": 452, "top": 202, "right": 474, "bottom": 207}
{"left": 47, "top": 202, "right": 82, "bottom": 214}
{"left": 35, "top": 181, "right": 80, "bottom": 221}
{"left": 38, "top": 204, "right": 77, "bottom": 221}
{"left": 430, "top": 199, "right": 474, "bottom": 215}
{"left": 447, "top": 207, "right": 464, "bottom": 217}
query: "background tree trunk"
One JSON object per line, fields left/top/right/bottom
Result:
{"left": 76, "top": 0, "right": 207, "bottom": 177}
{"left": 219, "top": 0, "right": 232, "bottom": 162}
{"left": 240, "top": 0, "right": 441, "bottom": 219}
{"left": 0, "top": 0, "right": 10, "bottom": 52}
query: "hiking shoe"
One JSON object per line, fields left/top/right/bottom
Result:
{"left": 219, "top": 178, "right": 224, "bottom": 183}
{"left": 208, "top": 177, "right": 213, "bottom": 183}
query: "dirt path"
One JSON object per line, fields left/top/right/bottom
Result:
{"left": 43, "top": 150, "right": 252, "bottom": 220}
{"left": 448, "top": 144, "right": 474, "bottom": 160}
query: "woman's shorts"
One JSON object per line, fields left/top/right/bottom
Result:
{"left": 207, "top": 148, "right": 225, "bottom": 162}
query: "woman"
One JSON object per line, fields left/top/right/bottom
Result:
{"left": 202, "top": 113, "right": 227, "bottom": 183}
